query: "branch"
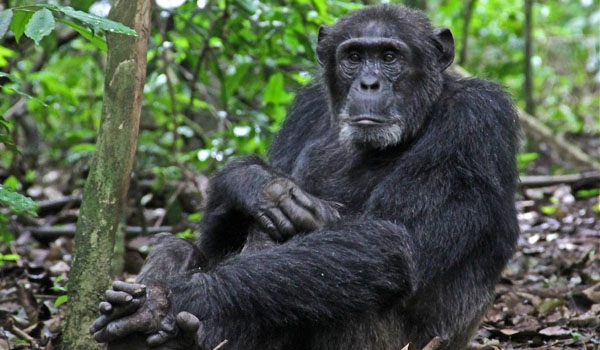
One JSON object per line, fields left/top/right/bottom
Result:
{"left": 520, "top": 171, "right": 600, "bottom": 188}
{"left": 26, "top": 225, "right": 174, "bottom": 240}
{"left": 450, "top": 65, "right": 600, "bottom": 170}
{"left": 458, "top": 0, "right": 477, "bottom": 65}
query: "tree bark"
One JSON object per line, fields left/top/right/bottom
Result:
{"left": 61, "top": 0, "right": 152, "bottom": 348}
{"left": 524, "top": 0, "right": 535, "bottom": 115}
{"left": 458, "top": 0, "right": 477, "bottom": 65}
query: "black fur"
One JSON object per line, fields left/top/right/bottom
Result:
{"left": 100, "top": 5, "right": 520, "bottom": 349}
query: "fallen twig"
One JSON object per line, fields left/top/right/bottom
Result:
{"left": 520, "top": 171, "right": 600, "bottom": 188}
{"left": 6, "top": 318, "right": 35, "bottom": 344}
{"left": 26, "top": 224, "right": 174, "bottom": 239}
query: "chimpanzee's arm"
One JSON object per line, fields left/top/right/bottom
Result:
{"left": 171, "top": 219, "right": 416, "bottom": 326}
{"left": 200, "top": 155, "right": 340, "bottom": 261}
{"left": 90, "top": 220, "right": 414, "bottom": 346}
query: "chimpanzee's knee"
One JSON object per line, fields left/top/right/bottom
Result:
{"left": 137, "top": 234, "right": 205, "bottom": 285}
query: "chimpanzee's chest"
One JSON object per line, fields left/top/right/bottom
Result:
{"left": 289, "top": 139, "right": 397, "bottom": 215}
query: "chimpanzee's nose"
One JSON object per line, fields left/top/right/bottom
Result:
{"left": 360, "top": 75, "right": 380, "bottom": 92}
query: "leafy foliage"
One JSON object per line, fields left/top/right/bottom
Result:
{"left": 0, "top": 185, "right": 38, "bottom": 216}
{"left": 24, "top": 8, "right": 55, "bottom": 44}
{"left": 0, "top": 4, "right": 137, "bottom": 46}
{"left": 429, "top": 0, "right": 599, "bottom": 133}
{"left": 0, "top": 0, "right": 596, "bottom": 225}
{"left": 0, "top": 3, "right": 134, "bottom": 238}
{"left": 0, "top": 182, "right": 38, "bottom": 242}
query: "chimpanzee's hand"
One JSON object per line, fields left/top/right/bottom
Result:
{"left": 143, "top": 311, "right": 200, "bottom": 349}
{"left": 90, "top": 281, "right": 167, "bottom": 342}
{"left": 256, "top": 178, "right": 341, "bottom": 241}
{"left": 89, "top": 281, "right": 199, "bottom": 348}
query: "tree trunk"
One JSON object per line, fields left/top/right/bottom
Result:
{"left": 524, "top": 0, "right": 535, "bottom": 115}
{"left": 61, "top": 0, "right": 152, "bottom": 348}
{"left": 458, "top": 0, "right": 477, "bottom": 65}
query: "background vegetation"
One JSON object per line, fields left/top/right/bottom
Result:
{"left": 1, "top": 0, "right": 597, "bottom": 188}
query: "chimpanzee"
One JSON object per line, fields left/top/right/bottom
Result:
{"left": 90, "top": 5, "right": 520, "bottom": 350}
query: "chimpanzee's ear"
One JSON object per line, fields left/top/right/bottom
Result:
{"left": 431, "top": 27, "right": 454, "bottom": 72}
{"left": 316, "top": 25, "right": 331, "bottom": 66}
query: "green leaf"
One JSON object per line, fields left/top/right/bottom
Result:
{"left": 576, "top": 188, "right": 599, "bottom": 198}
{"left": 24, "top": 8, "right": 55, "bottom": 44}
{"left": 541, "top": 205, "right": 557, "bottom": 216}
{"left": 517, "top": 152, "right": 539, "bottom": 171}
{"left": 233, "top": 0, "right": 257, "bottom": 15}
{"left": 50, "top": 285, "right": 67, "bottom": 293}
{"left": 188, "top": 212, "right": 203, "bottom": 221}
{"left": 58, "top": 18, "right": 107, "bottom": 51}
{"left": 0, "top": 253, "right": 21, "bottom": 266}
{"left": 517, "top": 152, "right": 539, "bottom": 162}
{"left": 55, "top": 295, "right": 68, "bottom": 307}
{"left": 3, "top": 175, "right": 20, "bottom": 189}
{"left": 176, "top": 228, "right": 196, "bottom": 239}
{"left": 0, "top": 45, "right": 14, "bottom": 67}
{"left": 0, "top": 253, "right": 20, "bottom": 261}
{"left": 0, "top": 71, "right": 17, "bottom": 82}
{"left": 311, "top": 0, "right": 327, "bottom": 17}
{"left": 0, "top": 115, "right": 17, "bottom": 153}
{"left": 0, "top": 185, "right": 38, "bottom": 216}
{"left": 0, "top": 9, "right": 13, "bottom": 38}
{"left": 263, "top": 73, "right": 293, "bottom": 104}
{"left": 58, "top": 6, "right": 137, "bottom": 36}
{"left": 9, "top": 10, "right": 33, "bottom": 43}
{"left": 70, "top": 0, "right": 97, "bottom": 12}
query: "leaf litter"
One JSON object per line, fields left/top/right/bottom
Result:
{"left": 0, "top": 178, "right": 598, "bottom": 349}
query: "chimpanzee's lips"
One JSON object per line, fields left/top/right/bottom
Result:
{"left": 348, "top": 116, "right": 387, "bottom": 126}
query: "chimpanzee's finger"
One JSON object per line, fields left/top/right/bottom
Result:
{"left": 146, "top": 330, "right": 172, "bottom": 347}
{"left": 105, "top": 290, "right": 133, "bottom": 304}
{"left": 99, "top": 301, "right": 112, "bottom": 314}
{"left": 177, "top": 312, "right": 200, "bottom": 347}
{"left": 92, "top": 311, "right": 154, "bottom": 343}
{"left": 256, "top": 213, "right": 280, "bottom": 240}
{"left": 280, "top": 195, "right": 319, "bottom": 232}
{"left": 112, "top": 281, "right": 146, "bottom": 297}
{"left": 145, "top": 315, "right": 177, "bottom": 347}
{"left": 89, "top": 298, "right": 143, "bottom": 334}
{"left": 289, "top": 186, "right": 317, "bottom": 213}
{"left": 176, "top": 311, "right": 200, "bottom": 332}
{"left": 89, "top": 314, "right": 111, "bottom": 334}
{"left": 265, "top": 207, "right": 296, "bottom": 239}
{"left": 144, "top": 312, "right": 200, "bottom": 348}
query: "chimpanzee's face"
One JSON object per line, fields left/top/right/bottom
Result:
{"left": 317, "top": 12, "right": 454, "bottom": 150}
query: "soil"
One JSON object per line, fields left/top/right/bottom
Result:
{"left": 0, "top": 171, "right": 598, "bottom": 349}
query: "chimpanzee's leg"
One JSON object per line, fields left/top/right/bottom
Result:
{"left": 136, "top": 233, "right": 207, "bottom": 285}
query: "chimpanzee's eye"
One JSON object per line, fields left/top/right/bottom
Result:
{"left": 382, "top": 52, "right": 396, "bottom": 63}
{"left": 348, "top": 52, "right": 361, "bottom": 63}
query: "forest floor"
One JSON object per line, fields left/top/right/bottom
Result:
{"left": 0, "top": 164, "right": 598, "bottom": 349}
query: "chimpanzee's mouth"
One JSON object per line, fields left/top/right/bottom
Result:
{"left": 348, "top": 116, "right": 387, "bottom": 126}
